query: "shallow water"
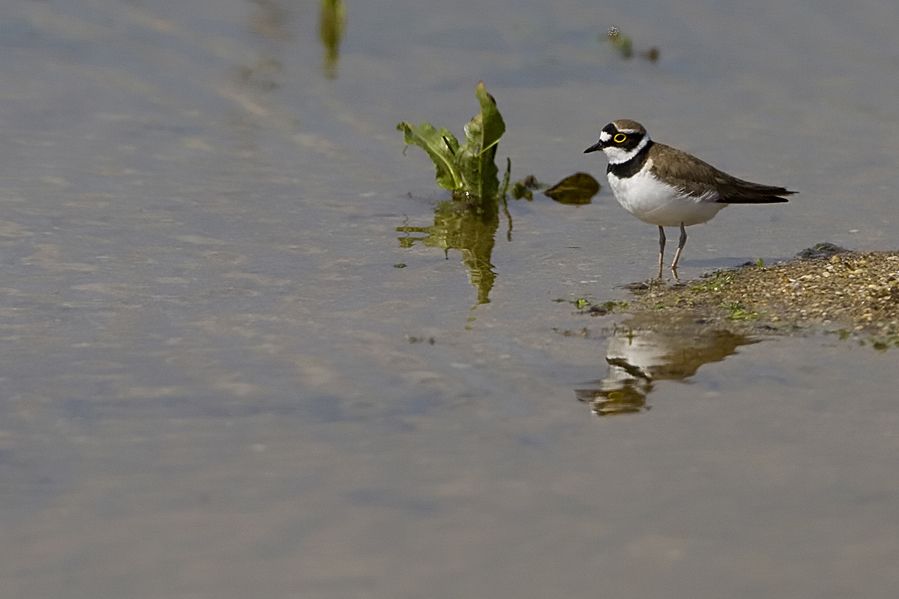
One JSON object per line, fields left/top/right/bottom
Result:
{"left": 1, "top": 1, "right": 898, "bottom": 597}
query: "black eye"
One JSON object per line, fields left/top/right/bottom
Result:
{"left": 613, "top": 133, "right": 627, "bottom": 143}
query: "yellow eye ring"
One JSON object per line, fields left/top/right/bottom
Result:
{"left": 613, "top": 133, "right": 627, "bottom": 143}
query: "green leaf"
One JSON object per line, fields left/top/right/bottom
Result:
{"left": 397, "top": 82, "right": 506, "bottom": 203}
{"left": 457, "top": 81, "right": 506, "bottom": 201}
{"left": 474, "top": 81, "right": 505, "bottom": 159}
{"left": 397, "top": 121, "right": 464, "bottom": 191}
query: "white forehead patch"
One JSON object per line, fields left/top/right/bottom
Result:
{"left": 600, "top": 131, "right": 611, "bottom": 142}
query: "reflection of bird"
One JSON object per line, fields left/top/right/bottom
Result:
{"left": 585, "top": 120, "right": 795, "bottom": 277}
{"left": 575, "top": 324, "right": 753, "bottom": 416}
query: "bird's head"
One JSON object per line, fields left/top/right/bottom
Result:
{"left": 585, "top": 119, "right": 650, "bottom": 164}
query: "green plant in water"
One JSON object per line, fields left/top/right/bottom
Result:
{"left": 396, "top": 83, "right": 604, "bottom": 305}
{"left": 397, "top": 82, "right": 506, "bottom": 203}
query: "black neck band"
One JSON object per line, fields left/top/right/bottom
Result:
{"left": 607, "top": 141, "right": 653, "bottom": 179}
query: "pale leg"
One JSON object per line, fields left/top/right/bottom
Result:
{"left": 670, "top": 222, "right": 687, "bottom": 272}
{"left": 657, "top": 226, "right": 665, "bottom": 279}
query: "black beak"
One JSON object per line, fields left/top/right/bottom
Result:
{"left": 584, "top": 140, "right": 604, "bottom": 154}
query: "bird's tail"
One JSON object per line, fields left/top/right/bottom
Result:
{"left": 718, "top": 180, "right": 796, "bottom": 204}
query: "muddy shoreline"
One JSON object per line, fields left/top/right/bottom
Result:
{"left": 613, "top": 245, "right": 899, "bottom": 348}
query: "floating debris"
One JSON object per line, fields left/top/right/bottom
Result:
{"left": 510, "top": 174, "right": 543, "bottom": 201}
{"left": 607, "top": 26, "right": 660, "bottom": 63}
{"left": 607, "top": 26, "right": 633, "bottom": 59}
{"left": 795, "top": 242, "right": 849, "bottom": 260}
{"left": 544, "top": 172, "right": 600, "bottom": 205}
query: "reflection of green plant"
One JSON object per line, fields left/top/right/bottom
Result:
{"left": 398, "top": 82, "right": 506, "bottom": 203}
{"left": 319, "top": 0, "right": 345, "bottom": 79}
{"left": 397, "top": 200, "right": 499, "bottom": 304}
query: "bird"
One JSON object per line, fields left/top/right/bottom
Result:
{"left": 584, "top": 119, "right": 795, "bottom": 278}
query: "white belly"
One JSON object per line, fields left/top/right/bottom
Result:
{"left": 608, "top": 161, "right": 726, "bottom": 227}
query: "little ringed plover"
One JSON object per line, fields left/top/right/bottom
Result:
{"left": 585, "top": 119, "right": 795, "bottom": 278}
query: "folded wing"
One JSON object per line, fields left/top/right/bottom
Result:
{"left": 651, "top": 143, "right": 796, "bottom": 204}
